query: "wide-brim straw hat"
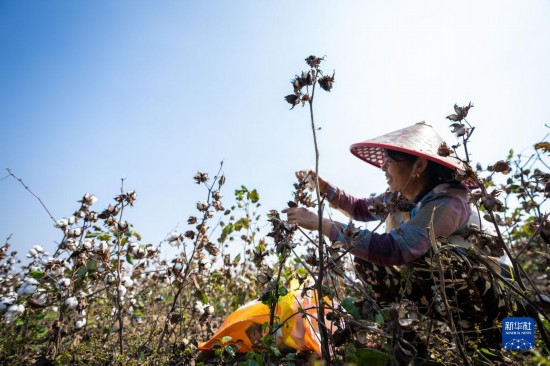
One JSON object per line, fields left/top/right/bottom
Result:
{"left": 350, "top": 122, "right": 464, "bottom": 171}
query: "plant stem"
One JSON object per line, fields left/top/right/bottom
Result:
{"left": 308, "top": 76, "right": 332, "bottom": 362}
{"left": 116, "top": 201, "right": 126, "bottom": 355}
{"left": 6, "top": 168, "right": 57, "bottom": 223}
{"left": 427, "top": 218, "right": 471, "bottom": 366}
{"left": 156, "top": 163, "right": 223, "bottom": 352}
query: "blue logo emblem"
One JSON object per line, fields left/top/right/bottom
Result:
{"left": 502, "top": 317, "right": 535, "bottom": 350}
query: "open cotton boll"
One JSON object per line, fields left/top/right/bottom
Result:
{"left": 82, "top": 239, "right": 93, "bottom": 250}
{"left": 64, "top": 297, "right": 78, "bottom": 309}
{"left": 17, "top": 282, "right": 37, "bottom": 296}
{"left": 121, "top": 276, "right": 133, "bottom": 287}
{"left": 117, "top": 285, "right": 127, "bottom": 297}
{"left": 22, "top": 285, "right": 37, "bottom": 295}
{"left": 58, "top": 278, "right": 71, "bottom": 288}
{"left": 75, "top": 318, "right": 86, "bottom": 329}
{"left": 6, "top": 304, "right": 25, "bottom": 315}
{"left": 55, "top": 218, "right": 69, "bottom": 228}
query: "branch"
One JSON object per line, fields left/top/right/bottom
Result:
{"left": 6, "top": 168, "right": 56, "bottom": 223}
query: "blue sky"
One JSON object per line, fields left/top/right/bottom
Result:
{"left": 1, "top": 1, "right": 549, "bottom": 260}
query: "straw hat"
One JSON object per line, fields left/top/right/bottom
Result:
{"left": 350, "top": 122, "right": 464, "bottom": 171}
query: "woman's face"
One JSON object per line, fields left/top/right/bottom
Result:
{"left": 381, "top": 153, "right": 416, "bottom": 193}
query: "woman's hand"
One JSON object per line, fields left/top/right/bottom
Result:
{"left": 295, "top": 169, "right": 327, "bottom": 192}
{"left": 281, "top": 207, "right": 319, "bottom": 231}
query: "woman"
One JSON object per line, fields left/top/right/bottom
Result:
{"left": 283, "top": 122, "right": 510, "bottom": 351}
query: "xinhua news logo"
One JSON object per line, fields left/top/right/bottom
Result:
{"left": 502, "top": 317, "right": 535, "bottom": 350}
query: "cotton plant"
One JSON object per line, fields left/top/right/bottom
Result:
{"left": 0, "top": 167, "right": 271, "bottom": 365}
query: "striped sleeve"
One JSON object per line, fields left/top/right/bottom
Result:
{"left": 328, "top": 187, "right": 471, "bottom": 266}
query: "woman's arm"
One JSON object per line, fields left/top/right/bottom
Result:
{"left": 284, "top": 188, "right": 470, "bottom": 267}
{"left": 336, "top": 190, "right": 471, "bottom": 266}
{"left": 296, "top": 169, "right": 384, "bottom": 222}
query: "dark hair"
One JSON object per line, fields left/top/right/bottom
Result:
{"left": 385, "top": 149, "right": 456, "bottom": 185}
{"left": 386, "top": 149, "right": 417, "bottom": 163}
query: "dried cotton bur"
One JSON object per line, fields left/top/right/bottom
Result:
{"left": 284, "top": 55, "right": 335, "bottom": 110}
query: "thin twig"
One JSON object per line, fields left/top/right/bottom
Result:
{"left": 6, "top": 168, "right": 56, "bottom": 223}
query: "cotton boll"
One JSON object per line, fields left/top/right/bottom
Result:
{"left": 205, "top": 305, "right": 214, "bottom": 315}
{"left": 58, "top": 278, "right": 71, "bottom": 288}
{"left": 0, "top": 298, "right": 12, "bottom": 311}
{"left": 167, "top": 232, "right": 183, "bottom": 247}
{"left": 200, "top": 261, "right": 212, "bottom": 271}
{"left": 6, "top": 304, "right": 25, "bottom": 315}
{"left": 82, "top": 239, "right": 93, "bottom": 250}
{"left": 25, "top": 278, "right": 39, "bottom": 286}
{"left": 196, "top": 201, "right": 209, "bottom": 211}
{"left": 117, "top": 285, "right": 127, "bottom": 297}
{"left": 75, "top": 318, "right": 86, "bottom": 329}
{"left": 95, "top": 240, "right": 108, "bottom": 251}
{"left": 104, "top": 273, "right": 116, "bottom": 284}
{"left": 122, "top": 276, "right": 133, "bottom": 287}
{"left": 17, "top": 285, "right": 27, "bottom": 296}
{"left": 194, "top": 300, "right": 205, "bottom": 315}
{"left": 81, "top": 193, "right": 98, "bottom": 206}
{"left": 64, "top": 297, "right": 78, "bottom": 310}
{"left": 55, "top": 218, "right": 69, "bottom": 228}
{"left": 28, "top": 265, "right": 40, "bottom": 272}
{"left": 33, "top": 245, "right": 44, "bottom": 253}
{"left": 127, "top": 242, "right": 139, "bottom": 254}
{"left": 22, "top": 285, "right": 37, "bottom": 295}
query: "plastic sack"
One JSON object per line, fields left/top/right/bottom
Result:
{"left": 198, "top": 287, "right": 338, "bottom": 356}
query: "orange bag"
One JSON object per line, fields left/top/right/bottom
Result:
{"left": 198, "top": 286, "right": 338, "bottom": 356}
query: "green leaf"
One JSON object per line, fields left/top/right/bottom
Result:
{"left": 356, "top": 348, "right": 392, "bottom": 365}
{"left": 88, "top": 259, "right": 98, "bottom": 272}
{"left": 508, "top": 148, "right": 515, "bottom": 160}
{"left": 221, "top": 335, "right": 232, "bottom": 344}
{"left": 282, "top": 353, "right": 296, "bottom": 361}
{"left": 219, "top": 223, "right": 234, "bottom": 243}
{"left": 233, "top": 253, "right": 241, "bottom": 264}
{"left": 28, "top": 271, "right": 46, "bottom": 280}
{"left": 234, "top": 218, "right": 251, "bottom": 231}
{"left": 278, "top": 286, "right": 288, "bottom": 297}
{"left": 196, "top": 290, "right": 209, "bottom": 304}
{"left": 131, "top": 230, "right": 142, "bottom": 241}
{"left": 271, "top": 346, "right": 281, "bottom": 357}
{"left": 341, "top": 297, "right": 362, "bottom": 319}
{"left": 480, "top": 348, "right": 498, "bottom": 357}
{"left": 33, "top": 311, "right": 47, "bottom": 320}
{"left": 126, "top": 254, "right": 134, "bottom": 265}
{"left": 225, "top": 345, "right": 236, "bottom": 358}
{"left": 97, "top": 233, "right": 111, "bottom": 241}
{"left": 247, "top": 189, "right": 260, "bottom": 203}
{"left": 75, "top": 264, "right": 88, "bottom": 278}
{"left": 235, "top": 186, "right": 248, "bottom": 201}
